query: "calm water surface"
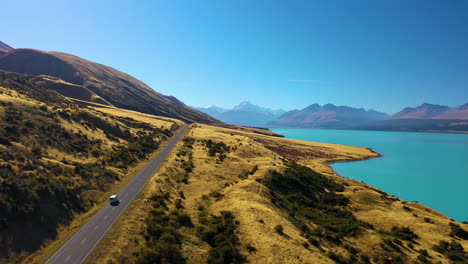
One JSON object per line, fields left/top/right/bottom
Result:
{"left": 271, "top": 129, "right": 468, "bottom": 222}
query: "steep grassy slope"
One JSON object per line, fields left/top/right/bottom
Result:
{"left": 0, "top": 49, "right": 218, "bottom": 124}
{"left": 87, "top": 124, "right": 468, "bottom": 264}
{"left": 0, "top": 72, "right": 182, "bottom": 263}
{"left": 0, "top": 70, "right": 112, "bottom": 106}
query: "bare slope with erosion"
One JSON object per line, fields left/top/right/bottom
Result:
{"left": 87, "top": 123, "right": 468, "bottom": 264}
{"left": 0, "top": 48, "right": 217, "bottom": 124}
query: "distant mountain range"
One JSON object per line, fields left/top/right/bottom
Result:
{"left": 268, "top": 103, "right": 389, "bottom": 128}
{"left": 391, "top": 102, "right": 468, "bottom": 120}
{"left": 0, "top": 43, "right": 217, "bottom": 124}
{"left": 346, "top": 103, "right": 468, "bottom": 133}
{"left": 194, "top": 101, "right": 286, "bottom": 126}
{"left": 195, "top": 101, "right": 468, "bottom": 133}
{"left": 1, "top": 42, "right": 466, "bottom": 133}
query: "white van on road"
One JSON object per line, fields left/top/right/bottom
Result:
{"left": 109, "top": 194, "right": 119, "bottom": 205}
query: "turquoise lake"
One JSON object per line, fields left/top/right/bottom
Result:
{"left": 270, "top": 129, "right": 468, "bottom": 222}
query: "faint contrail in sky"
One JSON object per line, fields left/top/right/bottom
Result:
{"left": 287, "top": 80, "right": 332, "bottom": 84}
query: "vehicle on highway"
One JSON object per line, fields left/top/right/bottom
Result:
{"left": 109, "top": 194, "right": 119, "bottom": 205}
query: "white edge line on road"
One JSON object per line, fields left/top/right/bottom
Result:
{"left": 46, "top": 125, "right": 188, "bottom": 264}
{"left": 78, "top": 125, "right": 189, "bottom": 264}
{"left": 45, "top": 206, "right": 106, "bottom": 264}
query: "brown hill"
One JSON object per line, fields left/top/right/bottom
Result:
{"left": 0, "top": 70, "right": 112, "bottom": 106}
{"left": 0, "top": 48, "right": 218, "bottom": 124}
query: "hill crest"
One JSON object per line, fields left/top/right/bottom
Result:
{"left": 0, "top": 48, "right": 217, "bottom": 124}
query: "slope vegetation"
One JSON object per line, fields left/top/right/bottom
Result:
{"left": 87, "top": 124, "right": 468, "bottom": 264}
{"left": 0, "top": 72, "right": 181, "bottom": 263}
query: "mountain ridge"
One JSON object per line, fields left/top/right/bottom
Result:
{"left": 0, "top": 48, "right": 218, "bottom": 124}
{"left": 268, "top": 103, "right": 389, "bottom": 128}
{"left": 194, "top": 101, "right": 286, "bottom": 126}
{"left": 391, "top": 102, "right": 468, "bottom": 120}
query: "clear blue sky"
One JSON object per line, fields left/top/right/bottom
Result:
{"left": 2, "top": 0, "right": 468, "bottom": 114}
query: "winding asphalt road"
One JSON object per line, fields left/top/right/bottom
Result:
{"left": 45, "top": 124, "right": 189, "bottom": 264}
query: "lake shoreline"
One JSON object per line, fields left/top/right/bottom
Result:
{"left": 327, "top": 146, "right": 383, "bottom": 166}
{"left": 272, "top": 128, "right": 468, "bottom": 222}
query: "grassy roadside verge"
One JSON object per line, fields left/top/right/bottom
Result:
{"left": 82, "top": 126, "right": 192, "bottom": 264}
{"left": 22, "top": 125, "right": 188, "bottom": 264}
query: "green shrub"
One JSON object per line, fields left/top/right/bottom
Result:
{"left": 327, "top": 252, "right": 350, "bottom": 264}
{"left": 275, "top": 224, "right": 284, "bottom": 235}
{"left": 246, "top": 244, "right": 257, "bottom": 253}
{"left": 197, "top": 211, "right": 246, "bottom": 264}
{"left": 262, "top": 161, "right": 365, "bottom": 241}
{"left": 202, "top": 139, "right": 230, "bottom": 158}
{"left": 177, "top": 213, "right": 193, "bottom": 227}
{"left": 136, "top": 194, "right": 190, "bottom": 264}
{"left": 183, "top": 137, "right": 195, "bottom": 148}
{"left": 433, "top": 240, "right": 467, "bottom": 262}
{"left": 389, "top": 226, "right": 419, "bottom": 242}
{"left": 450, "top": 222, "right": 468, "bottom": 240}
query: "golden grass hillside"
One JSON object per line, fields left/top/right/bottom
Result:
{"left": 0, "top": 72, "right": 184, "bottom": 264}
{"left": 88, "top": 123, "right": 468, "bottom": 264}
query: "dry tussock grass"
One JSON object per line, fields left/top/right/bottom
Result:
{"left": 72, "top": 122, "right": 468, "bottom": 264}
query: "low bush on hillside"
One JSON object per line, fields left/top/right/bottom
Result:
{"left": 239, "top": 165, "right": 258, "bottom": 180}
{"left": 182, "top": 153, "right": 194, "bottom": 173}
{"left": 182, "top": 137, "right": 195, "bottom": 148}
{"left": 135, "top": 194, "right": 191, "bottom": 264}
{"left": 450, "top": 222, "right": 468, "bottom": 240}
{"left": 261, "top": 161, "right": 367, "bottom": 242}
{"left": 197, "top": 210, "right": 246, "bottom": 264}
{"left": 433, "top": 240, "right": 467, "bottom": 262}
{"left": 388, "top": 226, "right": 419, "bottom": 243}
{"left": 202, "top": 139, "right": 230, "bottom": 161}
{"left": 105, "top": 131, "right": 163, "bottom": 168}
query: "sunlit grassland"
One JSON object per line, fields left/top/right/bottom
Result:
{"left": 88, "top": 123, "right": 468, "bottom": 264}
{"left": 0, "top": 82, "right": 185, "bottom": 264}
